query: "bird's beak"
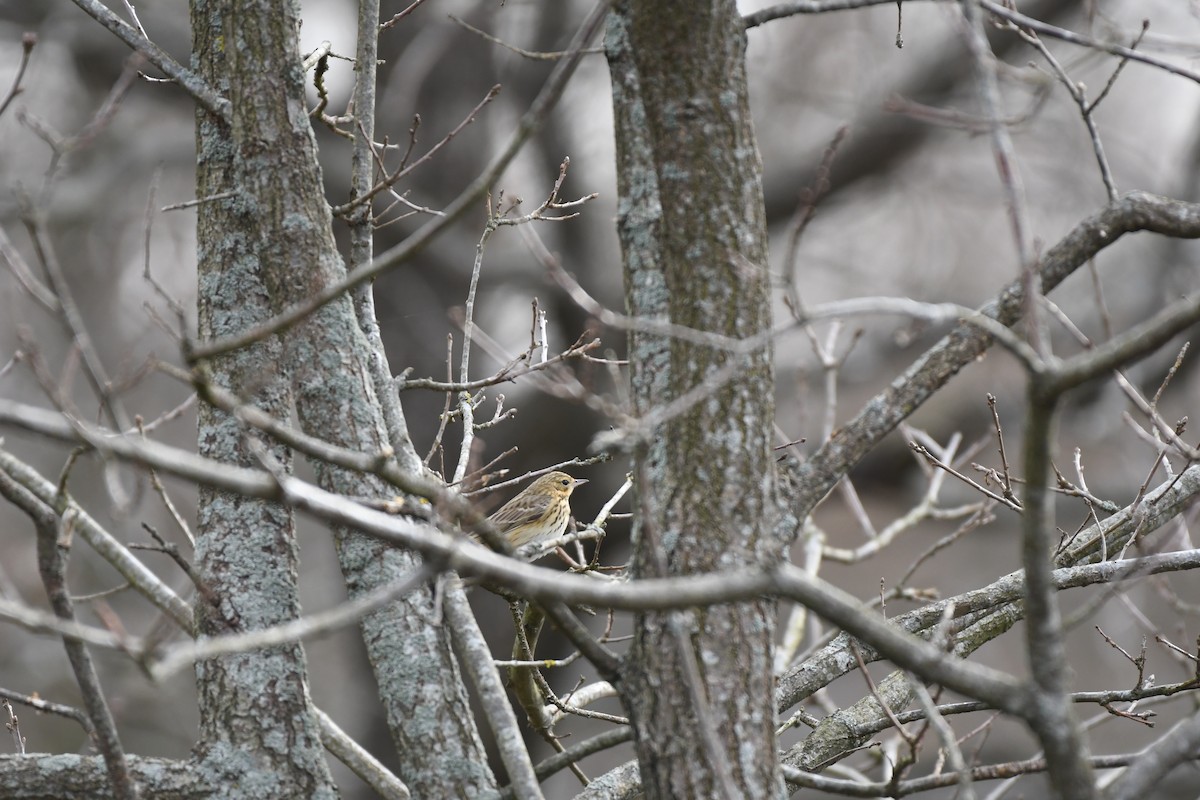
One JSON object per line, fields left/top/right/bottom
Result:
{"left": 574, "top": 478, "right": 589, "bottom": 487}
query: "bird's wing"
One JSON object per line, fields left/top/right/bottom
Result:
{"left": 488, "top": 494, "right": 552, "bottom": 530}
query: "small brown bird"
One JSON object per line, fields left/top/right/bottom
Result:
{"left": 479, "top": 471, "right": 588, "bottom": 549}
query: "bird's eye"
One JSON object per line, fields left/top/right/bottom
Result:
{"left": 560, "top": 479, "right": 570, "bottom": 486}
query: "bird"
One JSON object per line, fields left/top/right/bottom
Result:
{"left": 476, "top": 471, "right": 588, "bottom": 550}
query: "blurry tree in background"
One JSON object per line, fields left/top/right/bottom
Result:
{"left": 2, "top": 1, "right": 1200, "bottom": 799}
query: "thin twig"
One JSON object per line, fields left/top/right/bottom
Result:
{"left": 0, "top": 32, "right": 36, "bottom": 120}
{"left": 36, "top": 510, "right": 140, "bottom": 798}
{"left": 449, "top": 14, "right": 606, "bottom": 61}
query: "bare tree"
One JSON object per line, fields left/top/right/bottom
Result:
{"left": 2, "top": 1, "right": 1200, "bottom": 799}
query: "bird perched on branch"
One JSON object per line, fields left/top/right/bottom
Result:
{"left": 477, "top": 471, "right": 587, "bottom": 550}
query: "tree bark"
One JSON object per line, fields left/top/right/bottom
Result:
{"left": 189, "top": 0, "right": 335, "bottom": 795}
{"left": 609, "top": 2, "right": 784, "bottom": 797}
{"left": 0, "top": 755, "right": 207, "bottom": 800}
{"left": 190, "top": 0, "right": 493, "bottom": 795}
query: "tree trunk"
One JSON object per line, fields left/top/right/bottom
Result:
{"left": 609, "top": 2, "right": 784, "bottom": 797}
{"left": 190, "top": 0, "right": 335, "bottom": 795}
{"left": 189, "top": 0, "right": 492, "bottom": 795}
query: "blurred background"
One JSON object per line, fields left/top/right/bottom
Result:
{"left": 2, "top": 0, "right": 1200, "bottom": 797}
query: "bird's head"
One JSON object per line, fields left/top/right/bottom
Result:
{"left": 530, "top": 471, "right": 588, "bottom": 499}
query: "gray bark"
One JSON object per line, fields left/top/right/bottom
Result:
{"left": 189, "top": 0, "right": 335, "bottom": 795}
{"left": 189, "top": 0, "right": 490, "bottom": 796}
{"left": 609, "top": 2, "right": 784, "bottom": 797}
{"left": 0, "top": 755, "right": 207, "bottom": 800}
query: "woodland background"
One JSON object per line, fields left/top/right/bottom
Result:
{"left": 2, "top": 0, "right": 1200, "bottom": 798}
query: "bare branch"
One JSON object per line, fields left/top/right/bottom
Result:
{"left": 67, "top": 0, "right": 230, "bottom": 120}
{"left": 188, "top": 0, "right": 611, "bottom": 361}
{"left": 449, "top": 14, "right": 606, "bottom": 61}
{"left": 0, "top": 32, "right": 36, "bottom": 120}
